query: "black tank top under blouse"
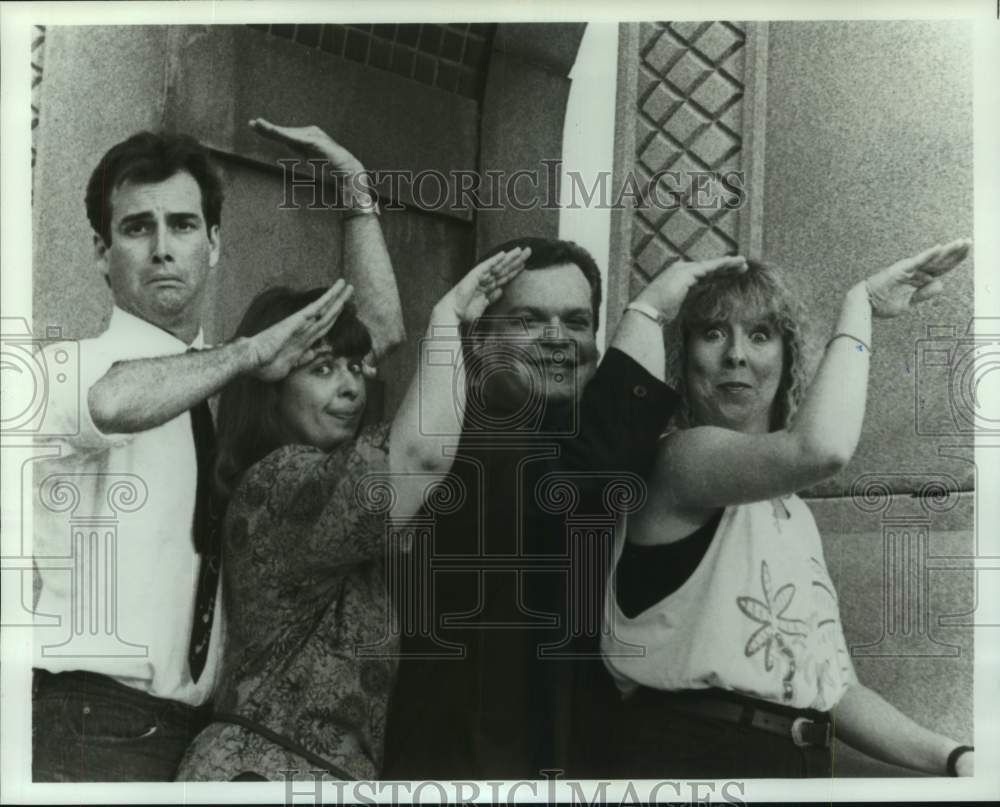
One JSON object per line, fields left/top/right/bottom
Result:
{"left": 615, "top": 510, "right": 724, "bottom": 618}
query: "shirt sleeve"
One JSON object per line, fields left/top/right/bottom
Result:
{"left": 558, "top": 347, "right": 679, "bottom": 479}
{"left": 239, "top": 422, "right": 394, "bottom": 575}
{"left": 34, "top": 338, "right": 135, "bottom": 455}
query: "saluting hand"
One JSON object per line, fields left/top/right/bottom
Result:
{"left": 245, "top": 279, "right": 355, "bottom": 382}
{"left": 440, "top": 248, "right": 531, "bottom": 324}
{"left": 249, "top": 118, "right": 363, "bottom": 173}
{"left": 864, "top": 239, "right": 971, "bottom": 318}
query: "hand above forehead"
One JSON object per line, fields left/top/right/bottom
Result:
{"left": 246, "top": 280, "right": 355, "bottom": 382}
{"left": 637, "top": 255, "right": 748, "bottom": 322}
{"left": 441, "top": 248, "right": 532, "bottom": 325}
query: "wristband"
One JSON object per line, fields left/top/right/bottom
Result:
{"left": 946, "top": 744, "right": 973, "bottom": 777}
{"left": 625, "top": 301, "right": 668, "bottom": 329}
{"left": 826, "top": 332, "right": 872, "bottom": 355}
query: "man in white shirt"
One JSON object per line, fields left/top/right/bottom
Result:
{"left": 31, "top": 123, "right": 398, "bottom": 781}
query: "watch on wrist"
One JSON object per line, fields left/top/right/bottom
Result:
{"left": 625, "top": 301, "right": 668, "bottom": 329}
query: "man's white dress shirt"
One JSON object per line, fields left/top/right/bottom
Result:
{"left": 33, "top": 307, "right": 222, "bottom": 706}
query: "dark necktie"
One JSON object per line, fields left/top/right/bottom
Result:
{"left": 188, "top": 397, "right": 222, "bottom": 683}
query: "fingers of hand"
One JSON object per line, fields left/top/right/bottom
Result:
{"left": 489, "top": 251, "right": 529, "bottom": 288}
{"left": 295, "top": 347, "right": 317, "bottom": 368}
{"left": 709, "top": 255, "right": 748, "bottom": 272}
{"left": 683, "top": 255, "right": 748, "bottom": 280}
{"left": 494, "top": 246, "right": 531, "bottom": 276}
{"left": 473, "top": 249, "right": 514, "bottom": 277}
{"left": 302, "top": 279, "right": 347, "bottom": 321}
{"left": 910, "top": 279, "right": 945, "bottom": 304}
{"left": 248, "top": 118, "right": 321, "bottom": 149}
{"left": 899, "top": 243, "right": 946, "bottom": 276}
{"left": 476, "top": 247, "right": 529, "bottom": 292}
{"left": 297, "top": 280, "right": 351, "bottom": 341}
{"left": 925, "top": 239, "right": 971, "bottom": 275}
{"left": 248, "top": 117, "right": 293, "bottom": 142}
{"left": 313, "top": 284, "right": 355, "bottom": 334}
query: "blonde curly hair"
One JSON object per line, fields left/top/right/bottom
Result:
{"left": 664, "top": 259, "right": 815, "bottom": 431}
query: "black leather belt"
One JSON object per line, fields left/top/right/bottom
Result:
{"left": 640, "top": 688, "right": 832, "bottom": 748}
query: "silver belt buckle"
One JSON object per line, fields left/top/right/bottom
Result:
{"left": 791, "top": 716, "right": 812, "bottom": 747}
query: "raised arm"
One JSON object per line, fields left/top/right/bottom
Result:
{"left": 87, "top": 281, "right": 354, "bottom": 434}
{"left": 387, "top": 249, "right": 529, "bottom": 520}
{"left": 249, "top": 118, "right": 406, "bottom": 361}
{"left": 659, "top": 239, "right": 971, "bottom": 510}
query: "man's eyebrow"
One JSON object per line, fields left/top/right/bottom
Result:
{"left": 117, "top": 211, "right": 154, "bottom": 225}
{"left": 117, "top": 211, "right": 201, "bottom": 223}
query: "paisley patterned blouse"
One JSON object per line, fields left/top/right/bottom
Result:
{"left": 176, "top": 423, "right": 397, "bottom": 781}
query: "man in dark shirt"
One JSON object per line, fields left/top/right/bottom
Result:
{"left": 382, "top": 238, "right": 745, "bottom": 779}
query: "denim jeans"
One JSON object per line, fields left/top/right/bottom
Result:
{"left": 32, "top": 669, "right": 211, "bottom": 782}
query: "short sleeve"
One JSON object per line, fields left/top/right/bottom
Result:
{"left": 34, "top": 339, "right": 134, "bottom": 455}
{"left": 233, "top": 422, "right": 393, "bottom": 574}
{"left": 553, "top": 348, "right": 678, "bottom": 495}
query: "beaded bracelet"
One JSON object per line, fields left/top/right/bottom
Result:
{"left": 826, "top": 332, "right": 872, "bottom": 354}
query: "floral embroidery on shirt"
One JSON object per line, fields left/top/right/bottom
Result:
{"left": 736, "top": 560, "right": 807, "bottom": 701}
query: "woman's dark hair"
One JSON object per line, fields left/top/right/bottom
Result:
{"left": 665, "top": 259, "right": 814, "bottom": 431}
{"left": 214, "top": 286, "right": 372, "bottom": 499}
{"left": 85, "top": 131, "right": 224, "bottom": 246}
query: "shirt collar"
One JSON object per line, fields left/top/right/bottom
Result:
{"left": 107, "top": 306, "right": 205, "bottom": 353}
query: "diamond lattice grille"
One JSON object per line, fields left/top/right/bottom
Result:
{"left": 631, "top": 21, "right": 747, "bottom": 292}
